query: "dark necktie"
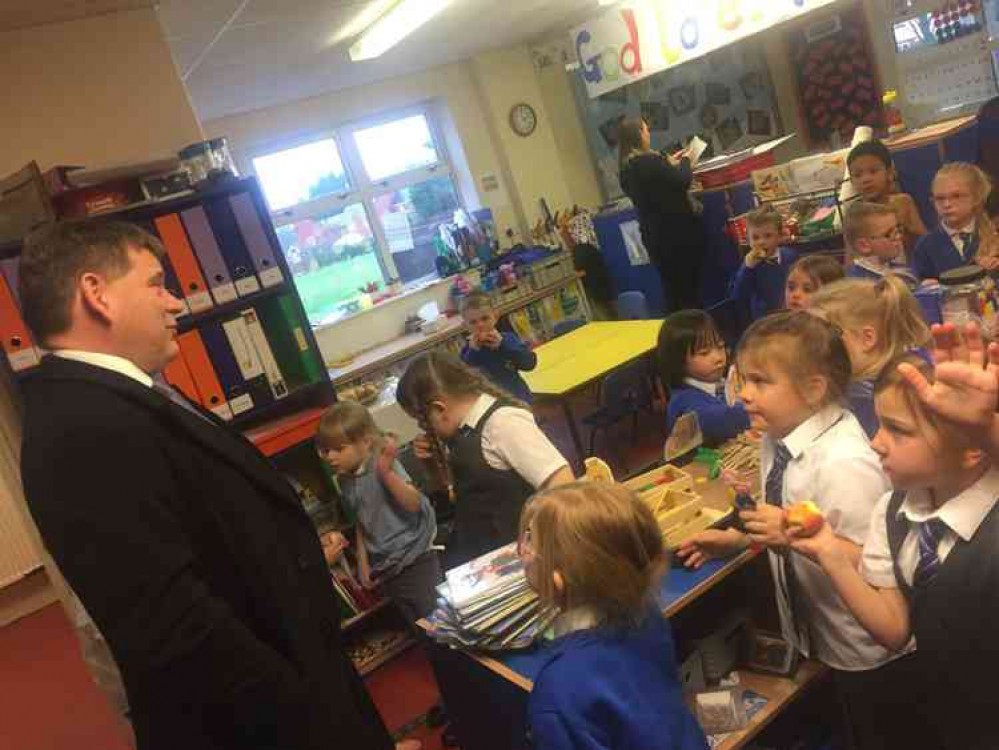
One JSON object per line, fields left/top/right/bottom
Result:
{"left": 714, "top": 382, "right": 726, "bottom": 400}
{"left": 764, "top": 442, "right": 808, "bottom": 649}
{"left": 958, "top": 232, "right": 974, "bottom": 261}
{"left": 153, "top": 379, "right": 213, "bottom": 423}
{"left": 914, "top": 518, "right": 947, "bottom": 589}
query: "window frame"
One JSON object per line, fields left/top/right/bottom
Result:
{"left": 250, "top": 104, "right": 461, "bottom": 315}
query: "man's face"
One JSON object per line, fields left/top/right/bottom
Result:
{"left": 103, "top": 247, "right": 184, "bottom": 373}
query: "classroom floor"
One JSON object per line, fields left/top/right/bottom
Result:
{"left": 0, "top": 389, "right": 666, "bottom": 750}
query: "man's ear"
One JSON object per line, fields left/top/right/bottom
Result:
{"left": 78, "top": 271, "right": 113, "bottom": 325}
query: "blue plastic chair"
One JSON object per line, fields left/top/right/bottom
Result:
{"left": 552, "top": 318, "right": 587, "bottom": 338}
{"left": 582, "top": 362, "right": 658, "bottom": 457}
{"left": 617, "top": 290, "right": 650, "bottom": 320}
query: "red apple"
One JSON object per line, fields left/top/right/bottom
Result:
{"left": 786, "top": 500, "right": 824, "bottom": 537}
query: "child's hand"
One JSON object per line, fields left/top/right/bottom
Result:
{"left": 979, "top": 255, "right": 999, "bottom": 271}
{"left": 675, "top": 528, "right": 746, "bottom": 569}
{"left": 412, "top": 434, "right": 434, "bottom": 461}
{"left": 744, "top": 248, "right": 766, "bottom": 269}
{"left": 899, "top": 322, "right": 999, "bottom": 433}
{"left": 320, "top": 532, "right": 349, "bottom": 565}
{"left": 376, "top": 436, "right": 399, "bottom": 477}
{"left": 466, "top": 334, "right": 480, "bottom": 351}
{"left": 481, "top": 330, "right": 503, "bottom": 349}
{"left": 788, "top": 519, "right": 839, "bottom": 564}
{"left": 741, "top": 504, "right": 789, "bottom": 548}
{"left": 722, "top": 468, "right": 754, "bottom": 497}
{"left": 358, "top": 563, "right": 375, "bottom": 590}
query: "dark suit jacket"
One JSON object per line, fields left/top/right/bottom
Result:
{"left": 20, "top": 356, "right": 392, "bottom": 750}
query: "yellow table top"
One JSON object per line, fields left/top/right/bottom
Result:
{"left": 522, "top": 320, "right": 663, "bottom": 397}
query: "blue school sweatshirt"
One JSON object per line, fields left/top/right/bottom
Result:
{"left": 528, "top": 610, "right": 709, "bottom": 750}
{"left": 729, "top": 247, "right": 799, "bottom": 319}
{"left": 912, "top": 224, "right": 979, "bottom": 280}
{"left": 666, "top": 383, "right": 750, "bottom": 446}
{"left": 847, "top": 379, "right": 878, "bottom": 440}
{"left": 461, "top": 331, "right": 537, "bottom": 403}
{"left": 847, "top": 258, "right": 919, "bottom": 289}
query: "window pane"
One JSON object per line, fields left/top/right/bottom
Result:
{"left": 354, "top": 115, "right": 440, "bottom": 182}
{"left": 253, "top": 139, "right": 349, "bottom": 211}
{"left": 372, "top": 176, "right": 460, "bottom": 284}
{"left": 274, "top": 203, "right": 384, "bottom": 325}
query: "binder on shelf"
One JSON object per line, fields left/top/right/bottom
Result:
{"left": 203, "top": 198, "right": 262, "bottom": 297}
{"left": 0, "top": 273, "right": 41, "bottom": 371}
{"left": 163, "top": 352, "right": 200, "bottom": 404}
{"left": 0, "top": 257, "right": 21, "bottom": 306}
{"left": 200, "top": 320, "right": 267, "bottom": 416}
{"left": 154, "top": 213, "right": 213, "bottom": 313}
{"left": 221, "top": 315, "right": 275, "bottom": 410}
{"left": 258, "top": 294, "right": 324, "bottom": 387}
{"left": 176, "top": 330, "right": 235, "bottom": 421}
{"left": 229, "top": 192, "right": 285, "bottom": 288}
{"left": 240, "top": 307, "right": 289, "bottom": 400}
{"left": 181, "top": 206, "right": 238, "bottom": 305}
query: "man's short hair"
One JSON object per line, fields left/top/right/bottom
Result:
{"left": 460, "top": 288, "right": 494, "bottom": 316}
{"left": 843, "top": 200, "right": 897, "bottom": 247}
{"left": 19, "top": 220, "right": 164, "bottom": 344}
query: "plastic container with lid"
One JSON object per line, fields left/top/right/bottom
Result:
{"left": 939, "top": 265, "right": 999, "bottom": 338}
{"left": 178, "top": 138, "right": 238, "bottom": 186}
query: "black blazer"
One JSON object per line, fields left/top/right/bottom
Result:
{"left": 619, "top": 153, "right": 701, "bottom": 263}
{"left": 20, "top": 356, "right": 392, "bottom": 750}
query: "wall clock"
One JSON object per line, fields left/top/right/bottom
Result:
{"left": 509, "top": 102, "right": 537, "bottom": 137}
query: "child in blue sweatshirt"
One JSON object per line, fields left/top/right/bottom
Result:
{"left": 730, "top": 207, "right": 798, "bottom": 319}
{"left": 913, "top": 162, "right": 999, "bottom": 280}
{"left": 660, "top": 310, "right": 749, "bottom": 445}
{"left": 520, "top": 481, "right": 708, "bottom": 750}
{"left": 844, "top": 200, "right": 918, "bottom": 289}
{"left": 460, "top": 289, "right": 537, "bottom": 403}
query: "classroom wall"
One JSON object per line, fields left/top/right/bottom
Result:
{"left": 0, "top": 8, "right": 203, "bottom": 176}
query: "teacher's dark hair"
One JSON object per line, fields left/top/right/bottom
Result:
{"left": 618, "top": 117, "right": 647, "bottom": 169}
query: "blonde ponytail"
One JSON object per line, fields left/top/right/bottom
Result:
{"left": 810, "top": 275, "right": 930, "bottom": 379}
{"left": 934, "top": 162, "right": 999, "bottom": 261}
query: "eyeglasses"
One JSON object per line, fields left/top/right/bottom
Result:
{"left": 932, "top": 190, "right": 973, "bottom": 205}
{"left": 864, "top": 225, "right": 902, "bottom": 242}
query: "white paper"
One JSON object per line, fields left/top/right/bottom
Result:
{"left": 620, "top": 220, "right": 650, "bottom": 266}
{"left": 686, "top": 135, "right": 708, "bottom": 167}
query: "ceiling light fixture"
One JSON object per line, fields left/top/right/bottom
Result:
{"left": 349, "top": 0, "right": 453, "bottom": 62}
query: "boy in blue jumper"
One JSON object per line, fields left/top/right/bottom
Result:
{"left": 659, "top": 310, "right": 749, "bottom": 446}
{"left": 844, "top": 200, "right": 918, "bottom": 289}
{"left": 460, "top": 289, "right": 537, "bottom": 403}
{"left": 730, "top": 207, "right": 798, "bottom": 319}
{"left": 913, "top": 162, "right": 999, "bottom": 281}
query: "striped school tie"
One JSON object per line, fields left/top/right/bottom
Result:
{"left": 914, "top": 518, "right": 947, "bottom": 589}
{"left": 765, "top": 442, "right": 791, "bottom": 507}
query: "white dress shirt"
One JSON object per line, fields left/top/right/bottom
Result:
{"left": 54, "top": 350, "right": 153, "bottom": 388}
{"left": 460, "top": 394, "right": 570, "bottom": 489}
{"left": 862, "top": 466, "right": 999, "bottom": 589}
{"left": 760, "top": 404, "right": 899, "bottom": 670}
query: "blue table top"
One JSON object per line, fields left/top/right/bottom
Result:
{"left": 482, "top": 554, "right": 747, "bottom": 687}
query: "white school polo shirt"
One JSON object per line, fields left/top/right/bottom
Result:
{"left": 760, "top": 404, "right": 900, "bottom": 671}
{"left": 460, "top": 394, "right": 570, "bottom": 489}
{"left": 862, "top": 466, "right": 999, "bottom": 589}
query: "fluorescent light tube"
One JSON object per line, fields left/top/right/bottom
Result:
{"left": 349, "top": 0, "right": 452, "bottom": 61}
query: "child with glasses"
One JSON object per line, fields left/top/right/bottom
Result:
{"left": 844, "top": 201, "right": 918, "bottom": 289}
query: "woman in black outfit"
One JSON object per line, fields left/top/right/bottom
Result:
{"left": 618, "top": 117, "right": 706, "bottom": 311}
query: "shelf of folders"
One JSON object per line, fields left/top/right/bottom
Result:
{"left": 0, "top": 177, "right": 336, "bottom": 458}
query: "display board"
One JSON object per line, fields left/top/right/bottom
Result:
{"left": 572, "top": 40, "right": 781, "bottom": 199}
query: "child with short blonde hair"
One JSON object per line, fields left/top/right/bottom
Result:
{"left": 317, "top": 401, "right": 439, "bottom": 623}
{"left": 844, "top": 201, "right": 918, "bottom": 288}
{"left": 519, "top": 481, "right": 707, "bottom": 750}
{"left": 914, "top": 162, "right": 999, "bottom": 280}
{"left": 460, "top": 288, "right": 537, "bottom": 403}
{"left": 730, "top": 207, "right": 799, "bottom": 318}
{"left": 784, "top": 254, "right": 845, "bottom": 310}
{"left": 810, "top": 276, "right": 930, "bottom": 437}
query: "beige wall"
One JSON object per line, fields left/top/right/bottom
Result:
{"left": 0, "top": 8, "right": 203, "bottom": 177}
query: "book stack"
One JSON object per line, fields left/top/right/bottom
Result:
{"left": 426, "top": 543, "right": 557, "bottom": 651}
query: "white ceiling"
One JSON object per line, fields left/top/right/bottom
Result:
{"left": 156, "top": 0, "right": 600, "bottom": 123}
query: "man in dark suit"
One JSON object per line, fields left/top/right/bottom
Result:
{"left": 17, "top": 220, "right": 403, "bottom": 750}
